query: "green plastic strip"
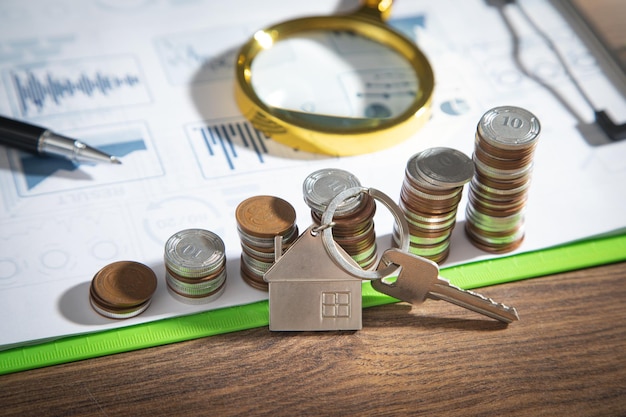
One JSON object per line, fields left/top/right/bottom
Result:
{"left": 2, "top": 232, "right": 626, "bottom": 375}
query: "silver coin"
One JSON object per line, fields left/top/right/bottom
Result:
{"left": 165, "top": 269, "right": 226, "bottom": 296}
{"left": 472, "top": 153, "right": 534, "bottom": 180}
{"left": 392, "top": 226, "right": 450, "bottom": 245}
{"left": 408, "top": 147, "right": 474, "bottom": 188}
{"left": 465, "top": 221, "right": 525, "bottom": 245}
{"left": 470, "top": 176, "right": 531, "bottom": 197}
{"left": 240, "top": 252, "right": 273, "bottom": 276}
{"left": 166, "top": 281, "right": 226, "bottom": 305}
{"left": 402, "top": 177, "right": 462, "bottom": 201}
{"left": 164, "top": 229, "right": 226, "bottom": 278}
{"left": 302, "top": 168, "right": 362, "bottom": 215}
{"left": 478, "top": 106, "right": 540, "bottom": 150}
{"left": 89, "top": 297, "right": 152, "bottom": 320}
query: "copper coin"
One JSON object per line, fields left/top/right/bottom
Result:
{"left": 312, "top": 211, "right": 373, "bottom": 234}
{"left": 331, "top": 193, "right": 376, "bottom": 222}
{"left": 475, "top": 132, "right": 537, "bottom": 162}
{"left": 472, "top": 154, "right": 534, "bottom": 181}
{"left": 329, "top": 221, "right": 374, "bottom": 238}
{"left": 332, "top": 230, "right": 376, "bottom": 251}
{"left": 468, "top": 192, "right": 528, "bottom": 212}
{"left": 406, "top": 221, "right": 454, "bottom": 238}
{"left": 89, "top": 282, "right": 121, "bottom": 311}
{"left": 464, "top": 222, "right": 525, "bottom": 253}
{"left": 467, "top": 192, "right": 527, "bottom": 218}
{"left": 400, "top": 187, "right": 462, "bottom": 212}
{"left": 474, "top": 141, "right": 535, "bottom": 169}
{"left": 91, "top": 261, "right": 157, "bottom": 308}
{"left": 470, "top": 177, "right": 530, "bottom": 198}
{"left": 236, "top": 195, "right": 296, "bottom": 238}
{"left": 311, "top": 188, "right": 378, "bottom": 267}
{"left": 90, "top": 296, "right": 152, "bottom": 320}
{"left": 473, "top": 171, "right": 531, "bottom": 192}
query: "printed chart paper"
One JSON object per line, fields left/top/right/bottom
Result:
{"left": 0, "top": 0, "right": 625, "bottom": 350}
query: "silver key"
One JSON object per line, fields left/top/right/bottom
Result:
{"left": 372, "top": 248, "right": 519, "bottom": 323}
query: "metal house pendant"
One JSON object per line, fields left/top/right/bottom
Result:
{"left": 264, "top": 225, "right": 363, "bottom": 331}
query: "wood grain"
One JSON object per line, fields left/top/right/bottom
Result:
{"left": 1, "top": 262, "right": 625, "bottom": 416}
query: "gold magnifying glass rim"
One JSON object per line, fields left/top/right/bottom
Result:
{"left": 234, "top": 5, "right": 434, "bottom": 156}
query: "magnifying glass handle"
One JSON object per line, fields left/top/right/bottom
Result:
{"left": 357, "top": 0, "right": 393, "bottom": 21}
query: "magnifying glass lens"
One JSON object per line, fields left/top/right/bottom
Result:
{"left": 235, "top": 3, "right": 434, "bottom": 156}
{"left": 251, "top": 30, "right": 418, "bottom": 131}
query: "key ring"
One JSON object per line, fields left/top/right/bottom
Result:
{"left": 320, "top": 186, "right": 409, "bottom": 280}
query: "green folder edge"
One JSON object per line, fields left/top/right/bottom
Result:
{"left": 2, "top": 232, "right": 625, "bottom": 375}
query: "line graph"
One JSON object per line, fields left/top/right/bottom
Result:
{"left": 3, "top": 55, "right": 151, "bottom": 117}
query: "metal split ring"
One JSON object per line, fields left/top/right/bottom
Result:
{"left": 320, "top": 187, "right": 409, "bottom": 280}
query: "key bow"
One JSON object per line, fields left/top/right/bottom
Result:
{"left": 372, "top": 248, "right": 439, "bottom": 305}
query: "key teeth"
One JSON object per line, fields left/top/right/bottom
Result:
{"left": 465, "top": 287, "right": 518, "bottom": 315}
{"left": 439, "top": 277, "right": 520, "bottom": 321}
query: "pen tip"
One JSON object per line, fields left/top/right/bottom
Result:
{"left": 111, "top": 156, "right": 122, "bottom": 164}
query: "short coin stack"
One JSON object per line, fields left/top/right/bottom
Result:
{"left": 236, "top": 195, "right": 299, "bottom": 290}
{"left": 394, "top": 147, "right": 474, "bottom": 263}
{"left": 465, "top": 105, "right": 540, "bottom": 253}
{"left": 164, "top": 228, "right": 227, "bottom": 303}
{"left": 89, "top": 261, "right": 158, "bottom": 319}
{"left": 303, "top": 168, "right": 378, "bottom": 269}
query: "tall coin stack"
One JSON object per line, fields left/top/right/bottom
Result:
{"left": 465, "top": 105, "right": 540, "bottom": 253}
{"left": 164, "top": 229, "right": 227, "bottom": 303}
{"left": 303, "top": 168, "right": 378, "bottom": 270}
{"left": 236, "top": 195, "right": 299, "bottom": 290}
{"left": 394, "top": 147, "right": 474, "bottom": 263}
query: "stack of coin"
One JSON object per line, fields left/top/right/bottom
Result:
{"left": 89, "top": 261, "right": 157, "bottom": 319}
{"left": 303, "top": 168, "right": 378, "bottom": 269}
{"left": 164, "top": 229, "right": 227, "bottom": 303}
{"left": 394, "top": 147, "right": 474, "bottom": 263}
{"left": 465, "top": 105, "right": 540, "bottom": 253}
{"left": 236, "top": 195, "right": 299, "bottom": 290}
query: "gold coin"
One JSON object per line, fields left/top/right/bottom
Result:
{"left": 91, "top": 261, "right": 157, "bottom": 308}
{"left": 236, "top": 195, "right": 296, "bottom": 238}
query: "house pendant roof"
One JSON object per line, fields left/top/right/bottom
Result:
{"left": 264, "top": 225, "right": 364, "bottom": 331}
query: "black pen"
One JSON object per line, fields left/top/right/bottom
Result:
{"left": 0, "top": 115, "right": 121, "bottom": 164}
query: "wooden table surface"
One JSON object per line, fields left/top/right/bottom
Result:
{"left": 1, "top": 261, "right": 625, "bottom": 416}
{"left": 2, "top": 1, "right": 626, "bottom": 416}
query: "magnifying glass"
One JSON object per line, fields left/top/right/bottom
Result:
{"left": 234, "top": 0, "right": 434, "bottom": 156}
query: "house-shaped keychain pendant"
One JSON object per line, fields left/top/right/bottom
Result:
{"left": 264, "top": 225, "right": 364, "bottom": 331}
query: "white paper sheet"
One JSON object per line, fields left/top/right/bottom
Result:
{"left": 0, "top": 0, "right": 625, "bottom": 350}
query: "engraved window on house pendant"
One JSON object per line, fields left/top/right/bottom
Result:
{"left": 321, "top": 291, "right": 351, "bottom": 318}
